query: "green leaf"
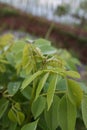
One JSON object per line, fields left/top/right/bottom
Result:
{"left": 11, "top": 41, "right": 25, "bottom": 54}
{"left": 8, "top": 108, "right": 25, "bottom": 125}
{"left": 15, "top": 51, "right": 23, "bottom": 63}
{"left": 56, "top": 77, "right": 66, "bottom": 91}
{"left": 21, "top": 86, "right": 32, "bottom": 100}
{"left": 6, "top": 53, "right": 15, "bottom": 65}
{"left": 67, "top": 79, "right": 83, "bottom": 107}
{"left": 17, "top": 111, "right": 25, "bottom": 125}
{"left": 35, "top": 38, "right": 51, "bottom": 47}
{"left": 66, "top": 70, "right": 80, "bottom": 79}
{"left": 8, "top": 82, "right": 21, "bottom": 96}
{"left": 59, "top": 95, "right": 77, "bottom": 130}
{"left": 22, "top": 44, "right": 31, "bottom": 67}
{"left": 32, "top": 96, "right": 46, "bottom": 119}
{"left": 44, "top": 95, "right": 60, "bottom": 130}
{"left": 9, "top": 122, "right": 17, "bottom": 130}
{"left": 35, "top": 73, "right": 49, "bottom": 100}
{"left": 35, "top": 38, "right": 57, "bottom": 55}
{"left": 8, "top": 109, "right": 17, "bottom": 123}
{"left": 21, "top": 71, "right": 43, "bottom": 90}
{"left": 21, "top": 120, "right": 39, "bottom": 130}
{"left": 81, "top": 95, "right": 87, "bottom": 128}
{"left": 47, "top": 74, "right": 58, "bottom": 110}
{"left": 0, "top": 98, "right": 9, "bottom": 119}
{"left": 80, "top": 82, "right": 87, "bottom": 94}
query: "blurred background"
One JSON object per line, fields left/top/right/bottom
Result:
{"left": 0, "top": 0, "right": 87, "bottom": 75}
{"left": 0, "top": 0, "right": 87, "bottom": 25}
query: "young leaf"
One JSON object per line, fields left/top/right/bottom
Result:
{"left": 0, "top": 98, "right": 9, "bottom": 119}
{"left": 44, "top": 95, "right": 60, "bottom": 130}
{"left": 66, "top": 70, "right": 80, "bottom": 79}
{"left": 59, "top": 95, "right": 77, "bottom": 130}
{"left": 32, "top": 96, "right": 46, "bottom": 119}
{"left": 35, "top": 73, "right": 49, "bottom": 100}
{"left": 17, "top": 111, "right": 25, "bottom": 125}
{"left": 81, "top": 95, "right": 87, "bottom": 128}
{"left": 67, "top": 79, "right": 83, "bottom": 107}
{"left": 21, "top": 71, "right": 43, "bottom": 90}
{"left": 21, "top": 120, "right": 39, "bottom": 130}
{"left": 47, "top": 74, "right": 58, "bottom": 110}
{"left": 8, "top": 109, "right": 17, "bottom": 123}
{"left": 22, "top": 44, "right": 30, "bottom": 67}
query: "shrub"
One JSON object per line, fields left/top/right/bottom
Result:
{"left": 0, "top": 7, "right": 19, "bottom": 17}
{"left": 55, "top": 4, "right": 70, "bottom": 16}
{"left": 0, "top": 34, "right": 87, "bottom": 130}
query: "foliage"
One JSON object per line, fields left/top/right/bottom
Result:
{"left": 0, "top": 7, "right": 19, "bottom": 17}
{"left": 80, "top": 0, "right": 87, "bottom": 12}
{"left": 0, "top": 34, "right": 87, "bottom": 130}
{"left": 55, "top": 4, "right": 70, "bottom": 16}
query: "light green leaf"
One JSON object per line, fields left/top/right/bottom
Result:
{"left": 21, "top": 120, "right": 39, "bottom": 130}
{"left": 44, "top": 95, "right": 60, "bottom": 130}
{"left": 21, "top": 71, "right": 43, "bottom": 90}
{"left": 6, "top": 53, "right": 15, "bottom": 65}
{"left": 8, "top": 109, "right": 17, "bottom": 123}
{"left": 22, "top": 44, "right": 30, "bottom": 67}
{"left": 66, "top": 71, "right": 80, "bottom": 79}
{"left": 11, "top": 41, "right": 25, "bottom": 54}
{"left": 8, "top": 108, "right": 25, "bottom": 125}
{"left": 8, "top": 82, "right": 21, "bottom": 96}
{"left": 32, "top": 96, "right": 46, "bottom": 119}
{"left": 15, "top": 51, "right": 23, "bottom": 63}
{"left": 17, "top": 111, "right": 25, "bottom": 125}
{"left": 22, "top": 44, "right": 33, "bottom": 74}
{"left": 35, "top": 38, "right": 51, "bottom": 47}
{"left": 47, "top": 74, "right": 58, "bottom": 110}
{"left": 35, "top": 39, "right": 57, "bottom": 55}
{"left": 0, "top": 98, "right": 9, "bottom": 119}
{"left": 80, "top": 82, "right": 87, "bottom": 94}
{"left": 35, "top": 73, "right": 49, "bottom": 100}
{"left": 67, "top": 79, "right": 83, "bottom": 107}
{"left": 59, "top": 95, "right": 77, "bottom": 130}
{"left": 81, "top": 95, "right": 87, "bottom": 128}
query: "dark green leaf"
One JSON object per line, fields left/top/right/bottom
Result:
{"left": 0, "top": 98, "right": 9, "bottom": 119}
{"left": 8, "top": 82, "right": 21, "bottom": 96}
{"left": 9, "top": 122, "right": 17, "bottom": 130}
{"left": 21, "top": 86, "right": 32, "bottom": 100}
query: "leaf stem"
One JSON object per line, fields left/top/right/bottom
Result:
{"left": 41, "top": 90, "right": 66, "bottom": 96}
